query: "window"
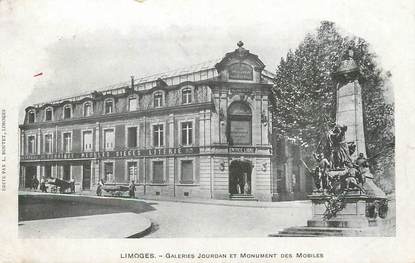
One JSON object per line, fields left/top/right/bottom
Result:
{"left": 28, "top": 136, "right": 36, "bottom": 154}
{"left": 83, "top": 131, "right": 93, "bottom": 152}
{"left": 63, "top": 132, "right": 72, "bottom": 152}
{"left": 83, "top": 102, "right": 92, "bottom": 117}
{"left": 63, "top": 105, "right": 72, "bottom": 119}
{"left": 128, "top": 97, "right": 137, "bottom": 111}
{"left": 182, "top": 88, "right": 192, "bottom": 104}
{"left": 104, "top": 162, "right": 114, "bottom": 183}
{"left": 127, "top": 127, "right": 138, "bottom": 148}
{"left": 153, "top": 124, "right": 164, "bottom": 147}
{"left": 181, "top": 160, "right": 193, "bottom": 184}
{"left": 45, "top": 108, "right": 53, "bottom": 121}
{"left": 105, "top": 99, "right": 113, "bottom": 114}
{"left": 181, "top": 121, "right": 193, "bottom": 146}
{"left": 44, "top": 134, "right": 53, "bottom": 153}
{"left": 152, "top": 161, "right": 164, "bottom": 184}
{"left": 104, "top": 129, "right": 114, "bottom": 150}
{"left": 28, "top": 111, "right": 35, "bottom": 123}
{"left": 153, "top": 92, "right": 163, "bottom": 108}
{"left": 227, "top": 102, "right": 252, "bottom": 145}
{"left": 127, "top": 162, "right": 138, "bottom": 182}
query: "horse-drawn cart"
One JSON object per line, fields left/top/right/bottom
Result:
{"left": 46, "top": 178, "right": 75, "bottom": 194}
{"left": 100, "top": 184, "right": 129, "bottom": 197}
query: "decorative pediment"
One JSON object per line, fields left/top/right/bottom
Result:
{"left": 215, "top": 41, "right": 266, "bottom": 73}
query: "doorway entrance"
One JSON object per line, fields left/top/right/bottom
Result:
{"left": 82, "top": 163, "right": 91, "bottom": 190}
{"left": 25, "top": 166, "right": 37, "bottom": 188}
{"left": 229, "top": 160, "right": 252, "bottom": 195}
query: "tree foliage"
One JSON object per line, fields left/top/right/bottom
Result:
{"left": 270, "top": 21, "right": 395, "bottom": 193}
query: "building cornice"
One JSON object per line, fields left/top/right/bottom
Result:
{"left": 20, "top": 102, "right": 214, "bottom": 129}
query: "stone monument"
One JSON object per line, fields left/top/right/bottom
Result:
{"left": 271, "top": 48, "right": 389, "bottom": 237}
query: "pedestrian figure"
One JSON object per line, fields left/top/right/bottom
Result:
{"left": 243, "top": 172, "right": 250, "bottom": 194}
{"left": 129, "top": 180, "right": 136, "bottom": 198}
{"left": 69, "top": 178, "right": 75, "bottom": 193}
{"left": 40, "top": 177, "right": 47, "bottom": 192}
{"left": 96, "top": 179, "right": 104, "bottom": 196}
{"left": 32, "top": 176, "right": 39, "bottom": 191}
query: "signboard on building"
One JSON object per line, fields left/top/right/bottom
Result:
{"left": 228, "top": 63, "right": 253, "bottom": 80}
{"left": 229, "top": 147, "right": 256, "bottom": 153}
{"left": 230, "top": 120, "right": 251, "bottom": 145}
{"left": 20, "top": 147, "right": 200, "bottom": 161}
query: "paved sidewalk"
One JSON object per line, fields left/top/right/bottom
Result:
{"left": 19, "top": 212, "right": 152, "bottom": 238}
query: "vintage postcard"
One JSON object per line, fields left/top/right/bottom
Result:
{"left": 0, "top": 0, "right": 414, "bottom": 262}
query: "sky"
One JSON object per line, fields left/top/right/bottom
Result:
{"left": 0, "top": 0, "right": 414, "bottom": 123}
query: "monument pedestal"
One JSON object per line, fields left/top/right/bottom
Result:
{"left": 308, "top": 191, "right": 370, "bottom": 228}
{"left": 270, "top": 184, "right": 388, "bottom": 237}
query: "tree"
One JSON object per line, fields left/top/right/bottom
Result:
{"left": 270, "top": 21, "right": 395, "bottom": 193}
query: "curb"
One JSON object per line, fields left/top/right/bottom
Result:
{"left": 19, "top": 191, "right": 311, "bottom": 209}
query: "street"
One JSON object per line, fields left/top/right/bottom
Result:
{"left": 141, "top": 200, "right": 311, "bottom": 238}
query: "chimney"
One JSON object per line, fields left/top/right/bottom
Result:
{"left": 131, "top": 75, "right": 135, "bottom": 89}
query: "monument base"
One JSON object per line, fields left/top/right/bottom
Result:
{"left": 270, "top": 186, "right": 390, "bottom": 237}
{"left": 307, "top": 190, "right": 379, "bottom": 228}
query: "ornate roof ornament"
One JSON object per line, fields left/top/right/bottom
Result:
{"left": 333, "top": 47, "right": 360, "bottom": 81}
{"left": 215, "top": 41, "right": 265, "bottom": 72}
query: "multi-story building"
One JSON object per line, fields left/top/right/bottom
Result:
{"left": 19, "top": 41, "right": 310, "bottom": 201}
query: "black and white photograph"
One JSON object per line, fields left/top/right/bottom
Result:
{"left": 1, "top": 0, "right": 413, "bottom": 262}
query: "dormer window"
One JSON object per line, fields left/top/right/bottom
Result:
{"left": 104, "top": 99, "right": 114, "bottom": 114}
{"left": 181, "top": 87, "right": 193, "bottom": 104}
{"left": 128, "top": 96, "right": 138, "bottom": 111}
{"left": 63, "top": 105, "right": 72, "bottom": 119}
{"left": 154, "top": 92, "right": 163, "bottom": 108}
{"left": 83, "top": 102, "right": 93, "bottom": 117}
{"left": 45, "top": 107, "right": 53, "bottom": 121}
{"left": 28, "top": 111, "right": 35, "bottom": 123}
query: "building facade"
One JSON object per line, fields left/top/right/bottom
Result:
{"left": 19, "top": 42, "right": 310, "bottom": 201}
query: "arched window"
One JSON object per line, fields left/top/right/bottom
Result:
{"left": 181, "top": 87, "right": 193, "bottom": 104}
{"left": 45, "top": 107, "right": 53, "bottom": 121}
{"left": 83, "top": 101, "right": 93, "bottom": 117}
{"left": 28, "top": 110, "right": 36, "bottom": 123}
{"left": 63, "top": 105, "right": 72, "bottom": 119}
{"left": 227, "top": 102, "right": 252, "bottom": 145}
{"left": 153, "top": 91, "right": 163, "bottom": 108}
{"left": 104, "top": 98, "right": 114, "bottom": 114}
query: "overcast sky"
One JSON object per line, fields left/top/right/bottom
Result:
{"left": 1, "top": 0, "right": 414, "bottom": 123}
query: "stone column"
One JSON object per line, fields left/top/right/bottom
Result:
{"left": 168, "top": 114, "right": 174, "bottom": 148}
{"left": 252, "top": 94, "right": 260, "bottom": 145}
{"left": 55, "top": 125, "right": 58, "bottom": 152}
{"left": 37, "top": 128, "right": 41, "bottom": 154}
{"left": 36, "top": 165, "right": 41, "bottom": 181}
{"left": 168, "top": 114, "right": 175, "bottom": 196}
{"left": 199, "top": 110, "right": 205, "bottom": 147}
{"left": 334, "top": 50, "right": 366, "bottom": 159}
{"left": 261, "top": 95, "right": 269, "bottom": 145}
{"left": 95, "top": 122, "right": 100, "bottom": 152}
{"left": 205, "top": 109, "right": 211, "bottom": 146}
{"left": 219, "top": 92, "right": 228, "bottom": 144}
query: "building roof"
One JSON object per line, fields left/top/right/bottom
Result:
{"left": 31, "top": 58, "right": 275, "bottom": 108}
